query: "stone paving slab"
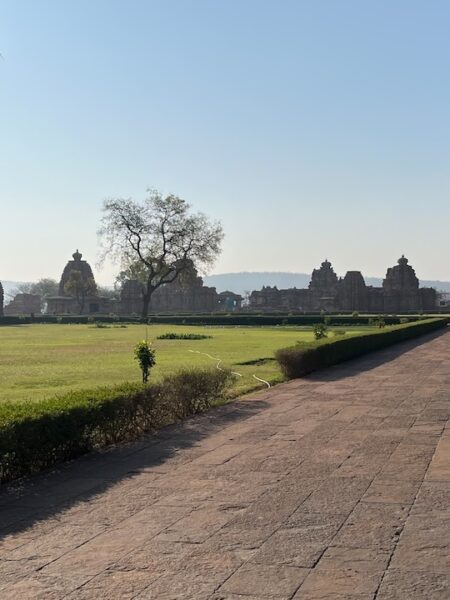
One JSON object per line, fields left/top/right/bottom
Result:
{"left": 1, "top": 329, "right": 450, "bottom": 598}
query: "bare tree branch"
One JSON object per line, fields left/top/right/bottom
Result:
{"left": 98, "top": 190, "right": 224, "bottom": 317}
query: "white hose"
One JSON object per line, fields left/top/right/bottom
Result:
{"left": 188, "top": 350, "right": 270, "bottom": 387}
{"left": 252, "top": 374, "right": 271, "bottom": 388}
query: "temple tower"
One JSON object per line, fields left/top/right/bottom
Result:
{"left": 308, "top": 259, "right": 339, "bottom": 310}
{"left": 58, "top": 250, "right": 97, "bottom": 296}
{"left": 339, "top": 271, "right": 368, "bottom": 311}
{"left": 382, "top": 255, "right": 420, "bottom": 312}
{"left": 46, "top": 250, "right": 112, "bottom": 314}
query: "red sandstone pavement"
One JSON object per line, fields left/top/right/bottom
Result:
{"left": 2, "top": 330, "right": 450, "bottom": 599}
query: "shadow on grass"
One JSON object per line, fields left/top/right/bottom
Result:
{"left": 305, "top": 328, "right": 448, "bottom": 382}
{"left": 0, "top": 397, "right": 269, "bottom": 541}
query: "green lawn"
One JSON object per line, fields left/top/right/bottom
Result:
{"left": 0, "top": 323, "right": 372, "bottom": 402}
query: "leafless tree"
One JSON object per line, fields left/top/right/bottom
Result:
{"left": 99, "top": 190, "right": 224, "bottom": 317}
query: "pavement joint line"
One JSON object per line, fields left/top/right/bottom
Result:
{"left": 371, "top": 398, "right": 444, "bottom": 599}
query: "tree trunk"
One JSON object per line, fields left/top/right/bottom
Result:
{"left": 77, "top": 291, "right": 84, "bottom": 315}
{"left": 141, "top": 295, "right": 150, "bottom": 318}
{"left": 141, "top": 283, "right": 155, "bottom": 318}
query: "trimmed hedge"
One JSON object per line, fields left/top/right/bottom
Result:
{"left": 276, "top": 318, "right": 447, "bottom": 379}
{"left": 2, "top": 313, "right": 448, "bottom": 327}
{"left": 145, "top": 315, "right": 423, "bottom": 326}
{"left": 0, "top": 315, "right": 142, "bottom": 326}
{"left": 0, "top": 368, "right": 232, "bottom": 483}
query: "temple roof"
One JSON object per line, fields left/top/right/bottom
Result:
{"left": 58, "top": 250, "right": 98, "bottom": 296}
{"left": 383, "top": 255, "right": 419, "bottom": 292}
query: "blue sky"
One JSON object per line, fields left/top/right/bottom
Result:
{"left": 1, "top": 0, "right": 450, "bottom": 284}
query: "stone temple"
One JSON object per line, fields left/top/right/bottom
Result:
{"left": 4, "top": 293, "right": 41, "bottom": 316}
{"left": 46, "top": 250, "right": 113, "bottom": 315}
{"left": 249, "top": 256, "right": 437, "bottom": 313}
{"left": 119, "top": 263, "right": 242, "bottom": 315}
{"left": 0, "top": 254, "right": 438, "bottom": 316}
{"left": 44, "top": 252, "right": 242, "bottom": 315}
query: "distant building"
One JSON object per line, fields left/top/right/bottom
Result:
{"left": 249, "top": 256, "right": 437, "bottom": 313}
{"left": 2, "top": 252, "right": 438, "bottom": 317}
{"left": 217, "top": 291, "right": 243, "bottom": 312}
{"left": 4, "top": 293, "right": 41, "bottom": 316}
{"left": 437, "top": 292, "right": 450, "bottom": 309}
{"left": 46, "top": 250, "right": 114, "bottom": 314}
{"left": 119, "top": 263, "right": 242, "bottom": 315}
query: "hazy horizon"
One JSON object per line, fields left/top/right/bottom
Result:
{"left": 2, "top": 1, "right": 450, "bottom": 284}
{"left": 0, "top": 250, "right": 448, "bottom": 289}
{"left": 4, "top": 266, "right": 450, "bottom": 300}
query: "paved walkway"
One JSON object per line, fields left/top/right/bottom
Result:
{"left": 1, "top": 330, "right": 450, "bottom": 599}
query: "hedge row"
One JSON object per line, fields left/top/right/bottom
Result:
{"left": 0, "top": 368, "right": 232, "bottom": 484}
{"left": 145, "top": 315, "right": 415, "bottom": 326}
{"left": 276, "top": 318, "right": 447, "bottom": 379}
{"left": 0, "top": 315, "right": 142, "bottom": 325}
{"left": 2, "top": 313, "right": 446, "bottom": 327}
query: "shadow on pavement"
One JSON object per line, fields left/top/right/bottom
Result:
{"left": 0, "top": 397, "right": 269, "bottom": 541}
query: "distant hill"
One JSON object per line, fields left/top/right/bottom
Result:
{"left": 204, "top": 272, "right": 450, "bottom": 296}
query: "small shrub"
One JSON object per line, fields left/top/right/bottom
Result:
{"left": 368, "top": 316, "right": 386, "bottom": 327}
{"left": 352, "top": 311, "right": 360, "bottom": 318}
{"left": 373, "top": 315, "right": 386, "bottom": 328}
{"left": 162, "top": 368, "right": 234, "bottom": 418}
{"left": 134, "top": 340, "right": 156, "bottom": 383}
{"left": 313, "top": 323, "right": 328, "bottom": 340}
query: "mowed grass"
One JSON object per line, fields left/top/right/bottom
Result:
{"left": 0, "top": 323, "right": 372, "bottom": 402}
